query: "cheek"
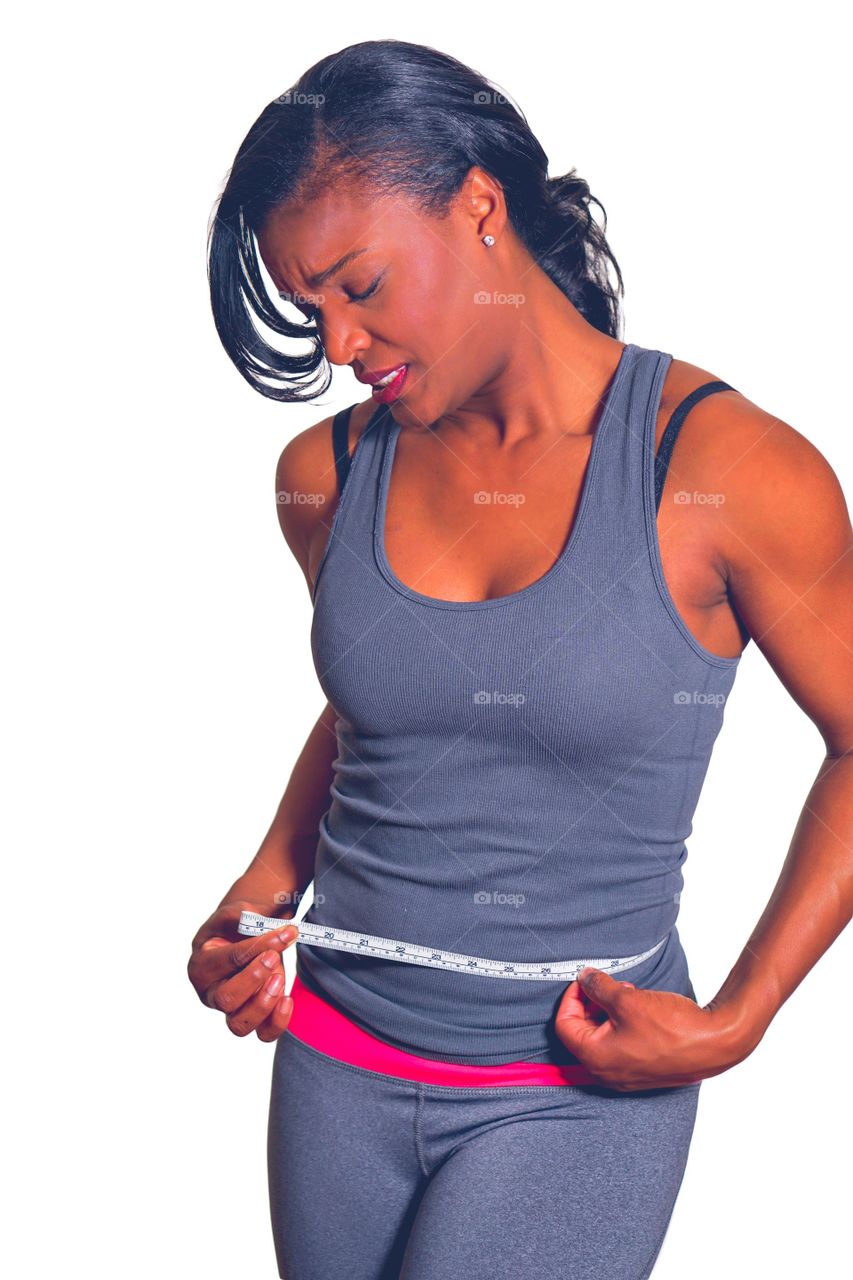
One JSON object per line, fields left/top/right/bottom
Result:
{"left": 398, "top": 245, "right": 474, "bottom": 330}
{"left": 387, "top": 263, "right": 487, "bottom": 400}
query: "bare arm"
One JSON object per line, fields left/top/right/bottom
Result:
{"left": 187, "top": 413, "right": 348, "bottom": 1037}
{"left": 556, "top": 394, "right": 853, "bottom": 1089}
{"left": 213, "top": 412, "right": 345, "bottom": 919}
{"left": 216, "top": 698, "right": 339, "bottom": 918}
{"left": 702, "top": 404, "right": 853, "bottom": 1058}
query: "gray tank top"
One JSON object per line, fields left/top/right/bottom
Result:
{"left": 298, "top": 341, "right": 743, "bottom": 1065}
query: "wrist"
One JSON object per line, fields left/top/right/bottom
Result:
{"left": 702, "top": 996, "right": 773, "bottom": 1066}
{"left": 219, "top": 861, "right": 311, "bottom": 919}
{"left": 699, "top": 953, "right": 784, "bottom": 1066}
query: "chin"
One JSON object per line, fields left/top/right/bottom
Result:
{"left": 393, "top": 392, "right": 431, "bottom": 428}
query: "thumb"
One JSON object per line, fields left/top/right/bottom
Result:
{"left": 552, "top": 979, "right": 593, "bottom": 1048}
{"left": 576, "top": 966, "right": 625, "bottom": 1014}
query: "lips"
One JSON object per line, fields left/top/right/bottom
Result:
{"left": 370, "top": 364, "right": 410, "bottom": 404}
{"left": 355, "top": 363, "right": 409, "bottom": 386}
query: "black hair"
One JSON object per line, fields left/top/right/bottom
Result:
{"left": 207, "top": 39, "right": 625, "bottom": 403}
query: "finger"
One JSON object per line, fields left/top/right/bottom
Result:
{"left": 555, "top": 979, "right": 591, "bottom": 1023}
{"left": 555, "top": 981, "right": 612, "bottom": 1055}
{"left": 555, "top": 982, "right": 599, "bottom": 1038}
{"left": 577, "top": 968, "right": 626, "bottom": 1017}
{"left": 558, "top": 978, "right": 611, "bottom": 1022}
{"left": 255, "top": 991, "right": 296, "bottom": 1043}
{"left": 556, "top": 1010, "right": 613, "bottom": 1063}
{"left": 206, "top": 948, "right": 285, "bottom": 1013}
{"left": 225, "top": 967, "right": 290, "bottom": 1038}
{"left": 199, "top": 925, "right": 299, "bottom": 987}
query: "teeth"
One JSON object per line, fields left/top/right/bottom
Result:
{"left": 375, "top": 365, "right": 406, "bottom": 388}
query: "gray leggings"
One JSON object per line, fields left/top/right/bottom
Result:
{"left": 267, "top": 1030, "right": 701, "bottom": 1280}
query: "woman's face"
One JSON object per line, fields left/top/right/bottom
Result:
{"left": 256, "top": 175, "right": 517, "bottom": 428}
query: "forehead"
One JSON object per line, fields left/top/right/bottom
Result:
{"left": 256, "top": 186, "right": 414, "bottom": 290}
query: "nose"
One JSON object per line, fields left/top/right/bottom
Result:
{"left": 319, "top": 313, "right": 371, "bottom": 368}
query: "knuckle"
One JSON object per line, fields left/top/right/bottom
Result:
{"left": 214, "top": 983, "right": 240, "bottom": 1013}
{"left": 207, "top": 983, "right": 226, "bottom": 1012}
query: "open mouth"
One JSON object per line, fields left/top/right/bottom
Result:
{"left": 371, "top": 364, "right": 409, "bottom": 403}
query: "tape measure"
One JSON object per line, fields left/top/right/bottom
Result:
{"left": 237, "top": 911, "right": 668, "bottom": 982}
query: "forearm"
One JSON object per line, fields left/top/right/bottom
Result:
{"left": 708, "top": 750, "right": 853, "bottom": 1059}
{"left": 217, "top": 700, "right": 340, "bottom": 918}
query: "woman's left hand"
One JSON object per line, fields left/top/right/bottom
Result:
{"left": 554, "top": 968, "right": 748, "bottom": 1091}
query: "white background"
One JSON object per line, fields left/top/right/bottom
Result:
{"left": 4, "top": 3, "right": 851, "bottom": 1276}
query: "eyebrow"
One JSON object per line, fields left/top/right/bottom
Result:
{"left": 277, "top": 246, "right": 371, "bottom": 296}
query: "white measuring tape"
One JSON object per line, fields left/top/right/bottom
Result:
{"left": 237, "top": 911, "right": 668, "bottom": 982}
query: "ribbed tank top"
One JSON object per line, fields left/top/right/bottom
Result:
{"left": 298, "top": 341, "right": 742, "bottom": 1066}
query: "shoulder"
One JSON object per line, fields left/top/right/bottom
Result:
{"left": 657, "top": 356, "right": 850, "bottom": 577}
{"left": 274, "top": 397, "right": 379, "bottom": 525}
{"left": 274, "top": 398, "right": 380, "bottom": 590}
{"left": 660, "top": 357, "right": 852, "bottom": 755}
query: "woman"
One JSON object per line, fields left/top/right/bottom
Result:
{"left": 187, "top": 39, "right": 853, "bottom": 1280}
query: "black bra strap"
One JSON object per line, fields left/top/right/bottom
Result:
{"left": 332, "top": 405, "right": 356, "bottom": 499}
{"left": 654, "top": 380, "right": 735, "bottom": 513}
{"left": 332, "top": 402, "right": 392, "bottom": 500}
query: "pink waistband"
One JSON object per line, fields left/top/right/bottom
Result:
{"left": 286, "top": 973, "right": 597, "bottom": 1086}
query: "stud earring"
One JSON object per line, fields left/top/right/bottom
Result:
{"left": 482, "top": 234, "right": 495, "bottom": 246}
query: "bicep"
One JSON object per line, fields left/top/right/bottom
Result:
{"left": 723, "top": 417, "right": 853, "bottom": 755}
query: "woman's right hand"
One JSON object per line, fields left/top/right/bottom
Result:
{"left": 187, "top": 900, "right": 300, "bottom": 1042}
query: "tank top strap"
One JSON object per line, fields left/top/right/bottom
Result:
{"left": 570, "top": 342, "right": 672, "bottom": 581}
{"left": 310, "top": 401, "right": 392, "bottom": 605}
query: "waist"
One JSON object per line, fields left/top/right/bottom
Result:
{"left": 286, "top": 973, "right": 599, "bottom": 1086}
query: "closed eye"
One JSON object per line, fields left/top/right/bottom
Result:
{"left": 277, "top": 273, "right": 383, "bottom": 322}
{"left": 345, "top": 274, "right": 383, "bottom": 303}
